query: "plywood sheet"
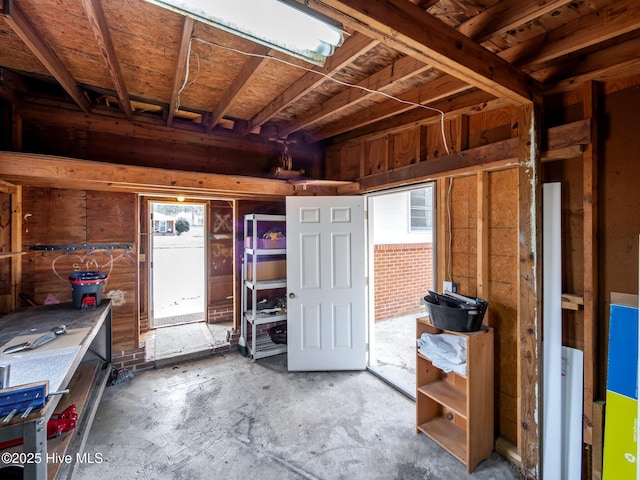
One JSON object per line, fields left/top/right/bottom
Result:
{"left": 486, "top": 168, "right": 519, "bottom": 445}
{"left": 22, "top": 187, "right": 87, "bottom": 245}
{"left": 87, "top": 191, "right": 136, "bottom": 243}
{"left": 363, "top": 137, "right": 388, "bottom": 176}
{"left": 390, "top": 128, "right": 420, "bottom": 169}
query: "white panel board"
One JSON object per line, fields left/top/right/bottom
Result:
{"left": 562, "top": 346, "right": 584, "bottom": 480}
{"left": 543, "top": 182, "right": 562, "bottom": 480}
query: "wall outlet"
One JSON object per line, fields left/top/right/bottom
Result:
{"left": 442, "top": 281, "right": 457, "bottom": 293}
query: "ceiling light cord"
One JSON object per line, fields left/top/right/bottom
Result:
{"left": 189, "top": 35, "right": 450, "bottom": 152}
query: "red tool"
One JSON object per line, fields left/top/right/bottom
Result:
{"left": 47, "top": 404, "right": 78, "bottom": 438}
{"left": 0, "top": 404, "right": 78, "bottom": 449}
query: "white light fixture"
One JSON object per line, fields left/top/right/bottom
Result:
{"left": 146, "top": 0, "right": 345, "bottom": 65}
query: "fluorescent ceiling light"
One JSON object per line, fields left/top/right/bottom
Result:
{"left": 147, "top": 0, "right": 345, "bottom": 65}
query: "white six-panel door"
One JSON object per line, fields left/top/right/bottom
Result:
{"left": 286, "top": 196, "right": 366, "bottom": 371}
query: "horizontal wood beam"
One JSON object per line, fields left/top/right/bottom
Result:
{"left": 310, "top": 0, "right": 540, "bottom": 105}
{"left": 501, "top": 0, "right": 640, "bottom": 68}
{"left": 2, "top": 0, "right": 91, "bottom": 113}
{"left": 0, "top": 152, "right": 344, "bottom": 198}
{"left": 326, "top": 89, "right": 504, "bottom": 146}
{"left": 280, "top": 56, "right": 431, "bottom": 138}
{"left": 346, "top": 119, "right": 590, "bottom": 192}
{"left": 458, "top": 0, "right": 575, "bottom": 44}
{"left": 15, "top": 101, "right": 321, "bottom": 161}
{"left": 313, "top": 75, "right": 471, "bottom": 142}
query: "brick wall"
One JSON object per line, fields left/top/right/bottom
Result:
{"left": 374, "top": 243, "right": 433, "bottom": 322}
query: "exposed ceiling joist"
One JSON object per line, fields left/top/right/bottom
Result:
{"left": 458, "top": 0, "right": 576, "bottom": 43}
{"left": 280, "top": 56, "right": 430, "bottom": 138}
{"left": 310, "top": 0, "right": 540, "bottom": 105}
{"left": 241, "top": 32, "right": 379, "bottom": 136}
{"left": 167, "top": 16, "right": 194, "bottom": 127}
{"left": 541, "top": 32, "right": 640, "bottom": 88}
{"left": 207, "top": 45, "right": 271, "bottom": 133}
{"left": 314, "top": 74, "right": 471, "bottom": 141}
{"left": 503, "top": 0, "right": 640, "bottom": 68}
{"left": 81, "top": 0, "right": 133, "bottom": 119}
{"left": 1, "top": 0, "right": 91, "bottom": 113}
{"left": 327, "top": 89, "right": 505, "bottom": 145}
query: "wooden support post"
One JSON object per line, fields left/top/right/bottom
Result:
{"left": 476, "top": 171, "right": 488, "bottom": 300}
{"left": 517, "top": 101, "right": 542, "bottom": 479}
{"left": 582, "top": 81, "right": 599, "bottom": 446}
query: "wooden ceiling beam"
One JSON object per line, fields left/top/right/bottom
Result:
{"left": 326, "top": 89, "right": 504, "bottom": 145}
{"left": 309, "top": 0, "right": 540, "bottom": 105}
{"left": 350, "top": 119, "right": 590, "bottom": 193}
{"left": 458, "top": 0, "right": 575, "bottom": 43}
{"left": 167, "top": 16, "right": 194, "bottom": 127}
{"left": 501, "top": 0, "right": 640, "bottom": 67}
{"left": 81, "top": 0, "right": 133, "bottom": 119}
{"left": 533, "top": 31, "right": 640, "bottom": 86}
{"left": 0, "top": 152, "right": 316, "bottom": 198}
{"left": 312, "top": 74, "right": 471, "bottom": 141}
{"left": 1, "top": 0, "right": 91, "bottom": 113}
{"left": 15, "top": 101, "right": 320, "bottom": 159}
{"left": 280, "top": 56, "right": 430, "bottom": 138}
{"left": 241, "top": 32, "right": 379, "bottom": 136}
{"left": 206, "top": 45, "right": 271, "bottom": 133}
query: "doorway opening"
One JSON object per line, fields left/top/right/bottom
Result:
{"left": 150, "top": 201, "right": 206, "bottom": 328}
{"left": 367, "top": 183, "right": 436, "bottom": 398}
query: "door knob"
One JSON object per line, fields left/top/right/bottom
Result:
{"left": 289, "top": 293, "right": 296, "bottom": 299}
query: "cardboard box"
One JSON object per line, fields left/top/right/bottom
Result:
{"left": 247, "top": 259, "right": 286, "bottom": 281}
{"left": 244, "top": 237, "right": 286, "bottom": 249}
{"left": 259, "top": 238, "right": 286, "bottom": 249}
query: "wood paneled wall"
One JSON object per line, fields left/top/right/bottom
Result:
{"left": 20, "top": 187, "right": 138, "bottom": 350}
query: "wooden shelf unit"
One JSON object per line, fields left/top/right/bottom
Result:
{"left": 416, "top": 317, "right": 494, "bottom": 473}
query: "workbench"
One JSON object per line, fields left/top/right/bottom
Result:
{"left": 0, "top": 301, "right": 112, "bottom": 480}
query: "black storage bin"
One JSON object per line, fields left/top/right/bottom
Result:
{"left": 423, "top": 290, "right": 487, "bottom": 332}
{"left": 69, "top": 271, "right": 107, "bottom": 309}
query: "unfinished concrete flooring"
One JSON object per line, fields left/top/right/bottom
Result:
{"left": 77, "top": 353, "right": 518, "bottom": 480}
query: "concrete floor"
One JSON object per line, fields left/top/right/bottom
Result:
{"left": 144, "top": 322, "right": 233, "bottom": 366}
{"left": 76, "top": 353, "right": 518, "bottom": 480}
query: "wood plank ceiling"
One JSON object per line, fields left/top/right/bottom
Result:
{"left": 0, "top": 0, "right": 638, "bottom": 162}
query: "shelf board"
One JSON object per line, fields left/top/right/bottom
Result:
{"left": 418, "top": 416, "right": 467, "bottom": 464}
{"left": 245, "top": 311, "right": 287, "bottom": 325}
{"left": 245, "top": 214, "right": 285, "bottom": 222}
{"left": 0, "top": 252, "right": 26, "bottom": 259}
{"left": 417, "top": 381, "right": 467, "bottom": 419}
{"left": 246, "top": 248, "right": 286, "bottom": 256}
{"left": 248, "top": 335, "right": 287, "bottom": 360}
{"left": 245, "top": 279, "right": 287, "bottom": 290}
{"left": 47, "top": 357, "right": 109, "bottom": 480}
{"left": 417, "top": 352, "right": 467, "bottom": 379}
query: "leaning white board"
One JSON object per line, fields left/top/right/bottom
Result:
{"left": 543, "top": 182, "right": 562, "bottom": 479}
{"left": 562, "top": 346, "right": 584, "bottom": 480}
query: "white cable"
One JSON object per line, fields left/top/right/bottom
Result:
{"left": 190, "top": 35, "right": 450, "bottom": 153}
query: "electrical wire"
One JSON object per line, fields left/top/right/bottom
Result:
{"left": 187, "top": 35, "right": 451, "bottom": 153}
